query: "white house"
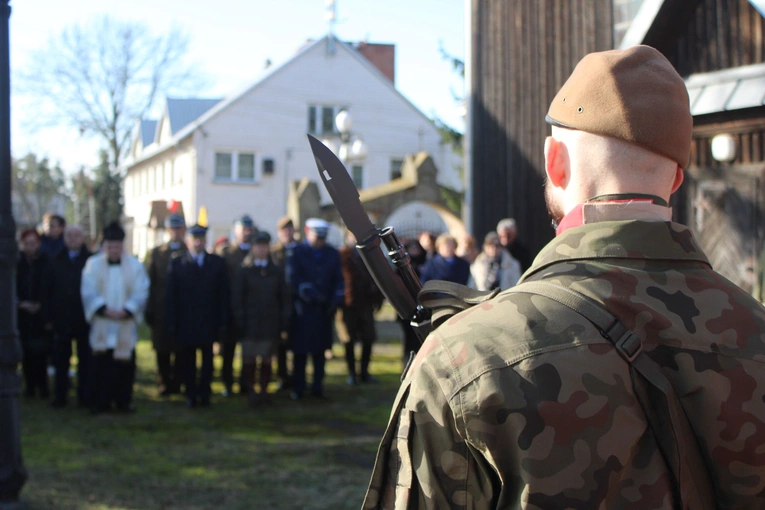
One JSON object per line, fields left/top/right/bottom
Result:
{"left": 123, "top": 34, "right": 461, "bottom": 258}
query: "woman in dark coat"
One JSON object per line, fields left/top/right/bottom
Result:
{"left": 232, "top": 232, "right": 291, "bottom": 406}
{"left": 16, "top": 229, "right": 50, "bottom": 398}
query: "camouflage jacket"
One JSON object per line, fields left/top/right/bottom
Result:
{"left": 364, "top": 219, "right": 765, "bottom": 509}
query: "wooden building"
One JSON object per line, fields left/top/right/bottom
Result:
{"left": 466, "top": 0, "right": 615, "bottom": 257}
{"left": 468, "top": 0, "right": 765, "bottom": 292}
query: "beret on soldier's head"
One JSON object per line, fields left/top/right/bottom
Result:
{"left": 546, "top": 45, "right": 692, "bottom": 168}
{"left": 103, "top": 221, "right": 125, "bottom": 241}
{"left": 165, "top": 213, "right": 185, "bottom": 229}
{"left": 187, "top": 224, "right": 207, "bottom": 237}
{"left": 235, "top": 214, "right": 255, "bottom": 229}
{"left": 277, "top": 216, "right": 294, "bottom": 230}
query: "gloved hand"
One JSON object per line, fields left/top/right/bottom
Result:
{"left": 298, "top": 283, "right": 319, "bottom": 303}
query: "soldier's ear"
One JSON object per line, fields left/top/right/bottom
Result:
{"left": 544, "top": 136, "right": 569, "bottom": 189}
{"left": 671, "top": 165, "right": 684, "bottom": 194}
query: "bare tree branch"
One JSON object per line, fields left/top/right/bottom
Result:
{"left": 16, "top": 15, "right": 207, "bottom": 173}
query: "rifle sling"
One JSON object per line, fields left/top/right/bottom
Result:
{"left": 418, "top": 279, "right": 716, "bottom": 508}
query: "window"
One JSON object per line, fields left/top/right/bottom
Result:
{"left": 214, "top": 151, "right": 258, "bottom": 182}
{"left": 322, "top": 106, "right": 336, "bottom": 134}
{"left": 307, "top": 104, "right": 347, "bottom": 135}
{"left": 156, "top": 165, "right": 163, "bottom": 191}
{"left": 390, "top": 159, "right": 404, "bottom": 180}
{"left": 238, "top": 153, "right": 255, "bottom": 181}
{"left": 351, "top": 165, "right": 363, "bottom": 190}
{"left": 215, "top": 152, "right": 233, "bottom": 180}
{"left": 613, "top": 0, "right": 645, "bottom": 47}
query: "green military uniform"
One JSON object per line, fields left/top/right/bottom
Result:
{"left": 364, "top": 205, "right": 765, "bottom": 509}
{"left": 145, "top": 241, "right": 188, "bottom": 394}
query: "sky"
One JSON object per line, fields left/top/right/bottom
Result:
{"left": 8, "top": 0, "right": 466, "bottom": 172}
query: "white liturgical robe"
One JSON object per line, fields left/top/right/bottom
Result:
{"left": 81, "top": 253, "right": 149, "bottom": 360}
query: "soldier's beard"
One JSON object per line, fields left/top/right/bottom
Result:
{"left": 544, "top": 179, "right": 565, "bottom": 230}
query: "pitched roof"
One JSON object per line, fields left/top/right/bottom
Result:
{"left": 165, "top": 98, "right": 222, "bottom": 136}
{"left": 685, "top": 62, "right": 765, "bottom": 116}
{"left": 126, "top": 34, "right": 439, "bottom": 170}
{"left": 140, "top": 120, "right": 157, "bottom": 147}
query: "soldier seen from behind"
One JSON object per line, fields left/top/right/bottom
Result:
{"left": 233, "top": 231, "right": 290, "bottom": 407}
{"left": 220, "top": 214, "right": 256, "bottom": 396}
{"left": 81, "top": 222, "right": 149, "bottom": 414}
{"left": 165, "top": 224, "right": 228, "bottom": 408}
{"left": 270, "top": 215, "right": 298, "bottom": 390}
{"left": 336, "top": 232, "right": 383, "bottom": 386}
{"left": 46, "top": 225, "right": 93, "bottom": 408}
{"left": 364, "top": 46, "right": 765, "bottom": 508}
{"left": 16, "top": 229, "right": 50, "bottom": 399}
{"left": 145, "top": 213, "right": 188, "bottom": 397}
{"left": 289, "top": 218, "right": 343, "bottom": 400}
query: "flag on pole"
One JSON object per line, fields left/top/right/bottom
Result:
{"left": 197, "top": 206, "right": 208, "bottom": 227}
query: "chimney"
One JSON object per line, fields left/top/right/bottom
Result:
{"left": 355, "top": 42, "right": 395, "bottom": 84}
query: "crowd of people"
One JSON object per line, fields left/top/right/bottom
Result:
{"left": 25, "top": 210, "right": 533, "bottom": 412}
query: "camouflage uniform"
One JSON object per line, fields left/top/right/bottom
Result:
{"left": 364, "top": 210, "right": 765, "bottom": 509}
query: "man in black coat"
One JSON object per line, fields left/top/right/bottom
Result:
{"left": 45, "top": 225, "right": 92, "bottom": 408}
{"left": 166, "top": 224, "right": 229, "bottom": 408}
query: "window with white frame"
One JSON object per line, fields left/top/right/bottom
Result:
{"left": 156, "top": 165, "right": 163, "bottom": 191}
{"left": 214, "top": 151, "right": 258, "bottom": 182}
{"left": 307, "top": 105, "right": 347, "bottom": 135}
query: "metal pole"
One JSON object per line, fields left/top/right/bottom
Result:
{"left": 0, "top": 1, "right": 28, "bottom": 508}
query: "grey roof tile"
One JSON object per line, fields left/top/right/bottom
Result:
{"left": 166, "top": 98, "right": 222, "bottom": 135}
{"left": 140, "top": 119, "right": 157, "bottom": 147}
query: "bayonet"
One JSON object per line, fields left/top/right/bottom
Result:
{"left": 307, "top": 134, "right": 432, "bottom": 342}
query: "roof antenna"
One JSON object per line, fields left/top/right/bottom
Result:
{"left": 325, "top": 0, "right": 336, "bottom": 55}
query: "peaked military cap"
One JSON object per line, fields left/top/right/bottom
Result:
{"left": 252, "top": 231, "right": 272, "bottom": 244}
{"left": 235, "top": 214, "right": 255, "bottom": 229}
{"left": 277, "top": 216, "right": 294, "bottom": 230}
{"left": 305, "top": 218, "right": 329, "bottom": 238}
{"left": 546, "top": 45, "right": 692, "bottom": 168}
{"left": 165, "top": 213, "right": 185, "bottom": 229}
{"left": 188, "top": 224, "right": 208, "bottom": 237}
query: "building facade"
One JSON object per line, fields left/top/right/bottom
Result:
{"left": 123, "top": 35, "right": 460, "bottom": 258}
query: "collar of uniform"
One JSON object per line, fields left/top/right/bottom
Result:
{"left": 523, "top": 220, "right": 710, "bottom": 281}
{"left": 556, "top": 197, "right": 672, "bottom": 236}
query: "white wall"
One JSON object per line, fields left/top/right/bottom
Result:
{"left": 194, "top": 38, "right": 458, "bottom": 239}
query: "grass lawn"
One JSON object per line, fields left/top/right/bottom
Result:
{"left": 18, "top": 319, "right": 406, "bottom": 510}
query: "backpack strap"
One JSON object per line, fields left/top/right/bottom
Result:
{"left": 509, "top": 281, "right": 716, "bottom": 509}
{"left": 417, "top": 280, "right": 499, "bottom": 329}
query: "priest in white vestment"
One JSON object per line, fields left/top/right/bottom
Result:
{"left": 81, "top": 222, "right": 149, "bottom": 413}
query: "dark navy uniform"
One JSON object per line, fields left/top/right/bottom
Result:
{"left": 165, "top": 225, "right": 229, "bottom": 407}
{"left": 289, "top": 219, "right": 344, "bottom": 399}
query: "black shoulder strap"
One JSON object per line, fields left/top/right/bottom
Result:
{"left": 508, "top": 281, "right": 716, "bottom": 509}
{"left": 418, "top": 280, "right": 500, "bottom": 329}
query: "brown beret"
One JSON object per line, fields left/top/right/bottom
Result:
{"left": 546, "top": 45, "right": 692, "bottom": 168}
{"left": 276, "top": 216, "right": 294, "bottom": 230}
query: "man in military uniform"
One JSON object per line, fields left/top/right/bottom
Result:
{"left": 364, "top": 46, "right": 765, "bottom": 508}
{"left": 270, "top": 216, "right": 297, "bottom": 390}
{"left": 220, "top": 214, "right": 255, "bottom": 396}
{"left": 165, "top": 224, "right": 228, "bottom": 408}
{"left": 289, "top": 218, "right": 343, "bottom": 400}
{"left": 144, "top": 213, "right": 187, "bottom": 396}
